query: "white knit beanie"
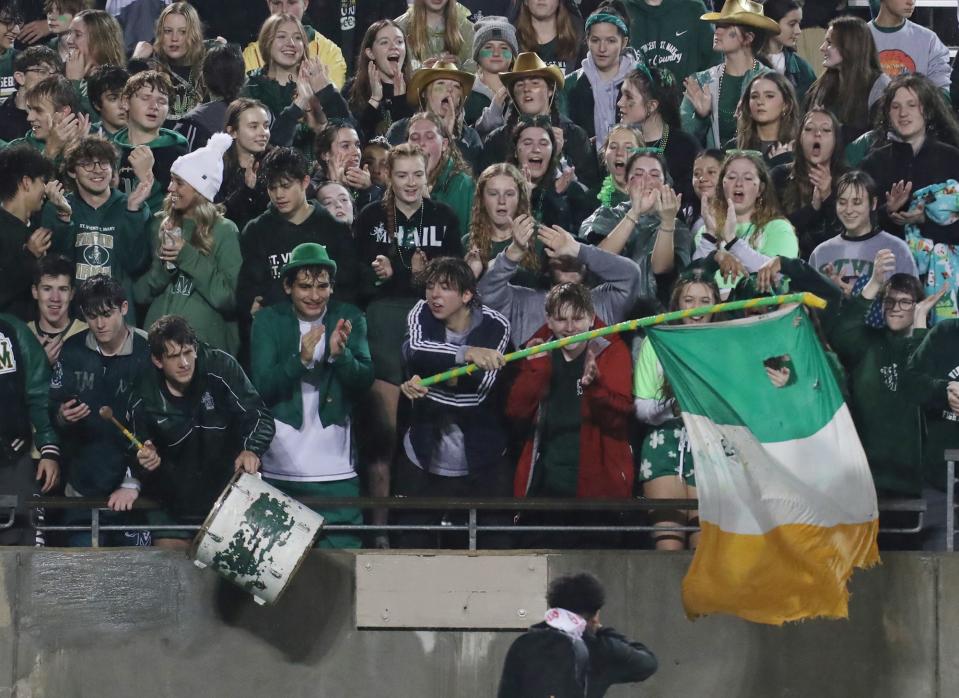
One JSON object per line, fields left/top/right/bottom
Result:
{"left": 169, "top": 132, "right": 234, "bottom": 202}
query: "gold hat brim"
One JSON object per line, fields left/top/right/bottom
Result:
{"left": 406, "top": 66, "right": 476, "bottom": 107}
{"left": 700, "top": 11, "right": 781, "bottom": 34}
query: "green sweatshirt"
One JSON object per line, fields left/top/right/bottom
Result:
{"left": 241, "top": 68, "right": 295, "bottom": 125}
{"left": 41, "top": 189, "right": 151, "bottom": 311}
{"left": 777, "top": 256, "right": 922, "bottom": 495}
{"left": 0, "top": 48, "right": 17, "bottom": 100}
{"left": 69, "top": 78, "right": 95, "bottom": 118}
{"left": 110, "top": 127, "right": 189, "bottom": 214}
{"left": 6, "top": 129, "right": 47, "bottom": 154}
{"left": 624, "top": 0, "right": 719, "bottom": 82}
{"left": 904, "top": 319, "right": 959, "bottom": 490}
{"left": 134, "top": 214, "right": 243, "bottom": 354}
{"left": 828, "top": 296, "right": 927, "bottom": 496}
{"left": 432, "top": 157, "right": 474, "bottom": 236}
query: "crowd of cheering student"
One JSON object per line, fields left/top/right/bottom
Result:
{"left": 0, "top": 0, "right": 957, "bottom": 552}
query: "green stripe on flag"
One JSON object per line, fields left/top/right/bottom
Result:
{"left": 646, "top": 305, "right": 844, "bottom": 443}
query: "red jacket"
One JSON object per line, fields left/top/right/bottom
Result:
{"left": 507, "top": 319, "right": 635, "bottom": 498}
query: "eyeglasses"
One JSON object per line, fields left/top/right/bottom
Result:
{"left": 76, "top": 160, "right": 112, "bottom": 172}
{"left": 25, "top": 67, "right": 56, "bottom": 76}
{"left": 882, "top": 297, "right": 916, "bottom": 311}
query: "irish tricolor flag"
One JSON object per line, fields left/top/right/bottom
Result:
{"left": 646, "top": 303, "right": 879, "bottom": 625}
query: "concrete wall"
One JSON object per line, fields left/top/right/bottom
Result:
{"left": 0, "top": 549, "right": 954, "bottom": 698}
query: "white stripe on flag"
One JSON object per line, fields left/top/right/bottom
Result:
{"left": 684, "top": 404, "right": 878, "bottom": 536}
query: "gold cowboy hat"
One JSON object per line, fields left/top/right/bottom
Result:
{"left": 406, "top": 60, "right": 476, "bottom": 107}
{"left": 499, "top": 52, "right": 565, "bottom": 93}
{"left": 700, "top": 0, "right": 780, "bottom": 34}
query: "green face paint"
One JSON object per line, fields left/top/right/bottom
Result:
{"left": 479, "top": 48, "right": 513, "bottom": 62}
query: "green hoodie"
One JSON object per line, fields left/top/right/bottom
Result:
{"left": 0, "top": 48, "right": 17, "bottom": 100}
{"left": 133, "top": 213, "right": 243, "bottom": 355}
{"left": 904, "top": 320, "right": 959, "bottom": 490}
{"left": 6, "top": 129, "right": 47, "bottom": 154}
{"left": 110, "top": 127, "right": 189, "bottom": 214}
{"left": 828, "top": 295, "right": 927, "bottom": 496}
{"left": 41, "top": 189, "right": 151, "bottom": 311}
{"left": 624, "top": 0, "right": 720, "bottom": 82}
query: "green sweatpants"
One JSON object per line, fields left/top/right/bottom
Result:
{"left": 264, "top": 476, "right": 364, "bottom": 549}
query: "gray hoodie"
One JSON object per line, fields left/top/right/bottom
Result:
{"left": 477, "top": 243, "right": 641, "bottom": 345}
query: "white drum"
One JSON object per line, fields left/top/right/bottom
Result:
{"left": 190, "top": 472, "right": 324, "bottom": 605}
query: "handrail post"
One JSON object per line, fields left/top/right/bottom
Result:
{"left": 468, "top": 508, "right": 477, "bottom": 551}
{"left": 91, "top": 508, "right": 100, "bottom": 549}
{"left": 947, "top": 459, "right": 955, "bottom": 553}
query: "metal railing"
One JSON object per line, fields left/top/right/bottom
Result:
{"left": 14, "top": 494, "right": 932, "bottom": 551}
{"left": 946, "top": 451, "right": 958, "bottom": 552}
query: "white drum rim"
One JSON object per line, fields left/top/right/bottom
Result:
{"left": 189, "top": 469, "right": 244, "bottom": 561}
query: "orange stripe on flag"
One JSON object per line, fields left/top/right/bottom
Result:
{"left": 682, "top": 520, "right": 880, "bottom": 625}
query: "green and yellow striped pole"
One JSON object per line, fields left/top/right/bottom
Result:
{"left": 418, "top": 292, "right": 827, "bottom": 387}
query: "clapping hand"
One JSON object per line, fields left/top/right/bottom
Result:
{"left": 720, "top": 197, "right": 738, "bottom": 244}
{"left": 45, "top": 180, "right": 72, "bottom": 219}
{"left": 299, "top": 324, "right": 326, "bottom": 364}
{"left": 885, "top": 180, "right": 913, "bottom": 214}
{"left": 465, "top": 247, "right": 485, "bottom": 278}
{"left": 368, "top": 61, "right": 385, "bottom": 102}
{"left": 913, "top": 285, "right": 949, "bottom": 329}
{"left": 580, "top": 346, "right": 599, "bottom": 387}
{"left": 809, "top": 163, "right": 832, "bottom": 210}
{"left": 372, "top": 254, "right": 394, "bottom": 280}
{"left": 510, "top": 214, "right": 537, "bottom": 252}
{"left": 654, "top": 186, "right": 681, "bottom": 222}
{"left": 127, "top": 173, "right": 154, "bottom": 211}
{"left": 538, "top": 224, "right": 579, "bottom": 259}
{"left": 684, "top": 77, "right": 711, "bottom": 117}
{"left": 329, "top": 319, "right": 353, "bottom": 357}
{"left": 891, "top": 203, "right": 926, "bottom": 227}
{"left": 554, "top": 165, "right": 576, "bottom": 194}
{"left": 628, "top": 177, "right": 657, "bottom": 217}
{"left": 26, "top": 227, "right": 52, "bottom": 258}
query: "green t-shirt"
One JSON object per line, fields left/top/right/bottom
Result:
{"left": 717, "top": 72, "right": 745, "bottom": 146}
{"left": 537, "top": 350, "right": 586, "bottom": 496}
{"left": 633, "top": 338, "right": 664, "bottom": 400}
